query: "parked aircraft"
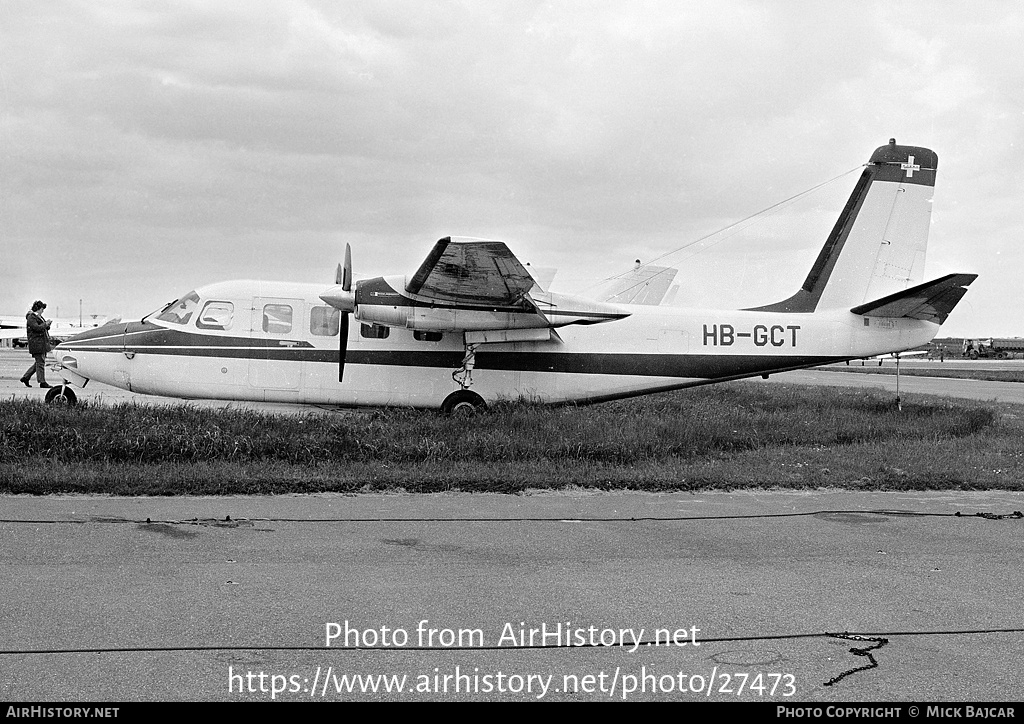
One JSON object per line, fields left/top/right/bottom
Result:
{"left": 50, "top": 140, "right": 975, "bottom": 412}
{"left": 1, "top": 314, "right": 118, "bottom": 347}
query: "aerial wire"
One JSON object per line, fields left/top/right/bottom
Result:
{"left": 588, "top": 164, "right": 864, "bottom": 300}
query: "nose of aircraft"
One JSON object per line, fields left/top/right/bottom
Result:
{"left": 52, "top": 322, "right": 131, "bottom": 390}
{"left": 58, "top": 322, "right": 127, "bottom": 348}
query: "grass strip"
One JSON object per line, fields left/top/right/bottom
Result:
{"left": 1, "top": 383, "right": 1018, "bottom": 494}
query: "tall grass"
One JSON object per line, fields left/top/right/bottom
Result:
{"left": 0, "top": 383, "right": 1013, "bottom": 494}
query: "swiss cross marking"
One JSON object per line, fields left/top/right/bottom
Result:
{"left": 901, "top": 155, "right": 921, "bottom": 178}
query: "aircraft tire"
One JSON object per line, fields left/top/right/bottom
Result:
{"left": 441, "top": 390, "right": 486, "bottom": 416}
{"left": 44, "top": 385, "right": 78, "bottom": 406}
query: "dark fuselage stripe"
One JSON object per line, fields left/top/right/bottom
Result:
{"left": 61, "top": 342, "right": 843, "bottom": 379}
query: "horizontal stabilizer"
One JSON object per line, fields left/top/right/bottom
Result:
{"left": 850, "top": 273, "right": 977, "bottom": 324}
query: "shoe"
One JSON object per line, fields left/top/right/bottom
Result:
{"left": 21, "top": 379, "right": 31, "bottom": 387}
{"left": 39, "top": 383, "right": 52, "bottom": 389}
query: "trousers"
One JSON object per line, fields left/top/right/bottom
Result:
{"left": 21, "top": 353, "right": 47, "bottom": 384}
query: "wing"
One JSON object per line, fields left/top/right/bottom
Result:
{"left": 598, "top": 265, "right": 679, "bottom": 305}
{"left": 850, "top": 273, "right": 977, "bottom": 324}
{"left": 526, "top": 266, "right": 557, "bottom": 292}
{"left": 405, "top": 237, "right": 537, "bottom": 305}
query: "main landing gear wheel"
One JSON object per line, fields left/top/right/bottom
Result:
{"left": 44, "top": 385, "right": 78, "bottom": 406}
{"left": 441, "top": 390, "right": 486, "bottom": 416}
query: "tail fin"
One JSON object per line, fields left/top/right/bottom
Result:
{"left": 749, "top": 139, "right": 936, "bottom": 313}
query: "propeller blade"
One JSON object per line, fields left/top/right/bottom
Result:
{"left": 338, "top": 311, "right": 349, "bottom": 382}
{"left": 334, "top": 243, "right": 353, "bottom": 381}
{"left": 343, "top": 243, "right": 352, "bottom": 291}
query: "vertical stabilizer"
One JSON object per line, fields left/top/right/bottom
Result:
{"left": 749, "top": 139, "right": 936, "bottom": 313}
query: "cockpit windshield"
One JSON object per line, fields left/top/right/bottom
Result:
{"left": 152, "top": 291, "right": 201, "bottom": 325}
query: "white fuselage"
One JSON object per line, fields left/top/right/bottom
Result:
{"left": 55, "top": 279, "right": 938, "bottom": 408}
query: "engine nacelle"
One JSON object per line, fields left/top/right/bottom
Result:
{"left": 326, "top": 275, "right": 631, "bottom": 332}
{"left": 356, "top": 305, "right": 550, "bottom": 332}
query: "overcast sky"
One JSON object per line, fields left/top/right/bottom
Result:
{"left": 2, "top": 1, "right": 1021, "bottom": 337}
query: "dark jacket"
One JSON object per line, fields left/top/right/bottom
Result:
{"left": 26, "top": 311, "right": 52, "bottom": 355}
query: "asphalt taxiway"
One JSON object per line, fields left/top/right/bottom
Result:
{"left": 1, "top": 492, "right": 1022, "bottom": 702}
{"left": 759, "top": 360, "right": 1024, "bottom": 405}
{"left": 1, "top": 350, "right": 1022, "bottom": 701}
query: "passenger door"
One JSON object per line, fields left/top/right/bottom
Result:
{"left": 248, "top": 297, "right": 304, "bottom": 390}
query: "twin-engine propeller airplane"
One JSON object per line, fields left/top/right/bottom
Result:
{"left": 52, "top": 140, "right": 975, "bottom": 412}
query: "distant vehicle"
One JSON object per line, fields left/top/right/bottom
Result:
{"left": 962, "top": 338, "right": 1024, "bottom": 360}
{"left": 53, "top": 140, "right": 976, "bottom": 411}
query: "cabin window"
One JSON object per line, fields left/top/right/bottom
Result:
{"left": 310, "top": 306, "right": 340, "bottom": 336}
{"left": 196, "top": 301, "right": 234, "bottom": 330}
{"left": 155, "top": 291, "right": 200, "bottom": 325}
{"left": 413, "top": 330, "right": 443, "bottom": 342}
{"left": 262, "top": 304, "right": 293, "bottom": 334}
{"left": 360, "top": 323, "right": 390, "bottom": 339}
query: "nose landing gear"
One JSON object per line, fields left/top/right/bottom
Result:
{"left": 44, "top": 385, "right": 78, "bottom": 406}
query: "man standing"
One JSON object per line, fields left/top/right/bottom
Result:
{"left": 19, "top": 300, "right": 52, "bottom": 389}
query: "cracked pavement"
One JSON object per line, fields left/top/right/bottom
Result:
{"left": 1, "top": 490, "right": 1021, "bottom": 701}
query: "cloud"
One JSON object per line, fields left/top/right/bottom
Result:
{"left": 1, "top": 1, "right": 1021, "bottom": 334}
